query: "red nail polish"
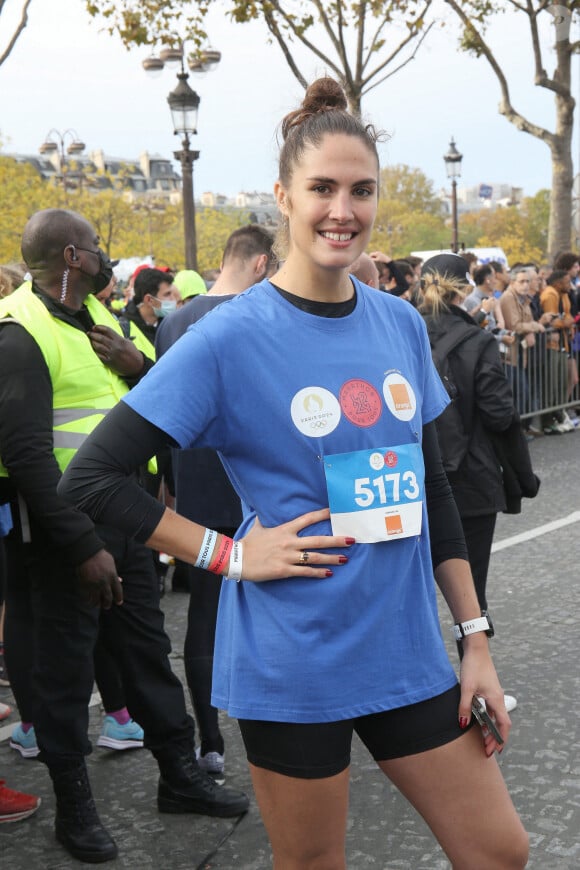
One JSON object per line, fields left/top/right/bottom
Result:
{"left": 459, "top": 716, "right": 469, "bottom": 729}
{"left": 324, "top": 570, "right": 333, "bottom": 577}
{"left": 344, "top": 537, "right": 356, "bottom": 545}
{"left": 338, "top": 556, "right": 348, "bottom": 564}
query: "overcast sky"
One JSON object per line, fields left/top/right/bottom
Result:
{"left": 1, "top": 0, "right": 578, "bottom": 200}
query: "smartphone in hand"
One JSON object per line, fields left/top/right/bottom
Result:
{"left": 471, "top": 696, "right": 504, "bottom": 745}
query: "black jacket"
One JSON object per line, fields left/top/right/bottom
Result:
{"left": 424, "top": 305, "right": 515, "bottom": 518}
{"left": 122, "top": 300, "right": 157, "bottom": 344}
{"left": 487, "top": 420, "right": 540, "bottom": 514}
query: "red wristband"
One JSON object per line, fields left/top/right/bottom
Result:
{"left": 208, "top": 535, "right": 233, "bottom": 575}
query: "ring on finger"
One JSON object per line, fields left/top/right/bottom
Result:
{"left": 298, "top": 550, "right": 309, "bottom": 565}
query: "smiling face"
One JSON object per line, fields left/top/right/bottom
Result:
{"left": 274, "top": 133, "right": 378, "bottom": 299}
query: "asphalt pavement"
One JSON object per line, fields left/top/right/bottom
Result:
{"left": 1, "top": 428, "right": 579, "bottom": 869}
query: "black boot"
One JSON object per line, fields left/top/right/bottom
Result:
{"left": 157, "top": 751, "right": 249, "bottom": 817}
{"left": 49, "top": 763, "right": 118, "bottom": 864}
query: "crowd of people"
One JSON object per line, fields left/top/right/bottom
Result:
{"left": 0, "top": 73, "right": 577, "bottom": 865}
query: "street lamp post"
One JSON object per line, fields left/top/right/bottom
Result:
{"left": 143, "top": 44, "right": 221, "bottom": 271}
{"left": 168, "top": 72, "right": 200, "bottom": 270}
{"left": 443, "top": 137, "right": 463, "bottom": 253}
{"left": 39, "top": 129, "right": 85, "bottom": 194}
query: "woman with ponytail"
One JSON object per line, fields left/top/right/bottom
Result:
{"left": 60, "top": 79, "right": 527, "bottom": 868}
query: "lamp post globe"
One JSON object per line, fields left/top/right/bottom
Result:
{"left": 39, "top": 129, "right": 85, "bottom": 194}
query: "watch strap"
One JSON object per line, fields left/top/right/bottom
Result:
{"left": 452, "top": 615, "right": 490, "bottom": 641}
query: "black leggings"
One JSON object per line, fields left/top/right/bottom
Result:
{"left": 460, "top": 513, "right": 497, "bottom": 611}
{"left": 93, "top": 636, "right": 127, "bottom": 715}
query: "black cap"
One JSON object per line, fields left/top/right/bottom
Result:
{"left": 421, "top": 253, "right": 472, "bottom": 286}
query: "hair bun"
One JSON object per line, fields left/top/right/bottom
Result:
{"left": 281, "top": 77, "right": 347, "bottom": 139}
{"left": 302, "top": 77, "right": 347, "bottom": 113}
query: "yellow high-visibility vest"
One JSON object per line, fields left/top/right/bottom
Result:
{"left": 0, "top": 283, "right": 155, "bottom": 476}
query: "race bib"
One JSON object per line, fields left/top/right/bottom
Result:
{"left": 324, "top": 443, "right": 424, "bottom": 543}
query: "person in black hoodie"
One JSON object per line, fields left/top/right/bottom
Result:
{"left": 420, "top": 254, "right": 516, "bottom": 613}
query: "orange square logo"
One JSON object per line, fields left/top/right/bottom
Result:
{"left": 385, "top": 514, "right": 403, "bottom": 535}
{"left": 388, "top": 383, "right": 412, "bottom": 410}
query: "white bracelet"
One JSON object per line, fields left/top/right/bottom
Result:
{"left": 195, "top": 527, "right": 217, "bottom": 570}
{"left": 226, "top": 540, "right": 243, "bottom": 582}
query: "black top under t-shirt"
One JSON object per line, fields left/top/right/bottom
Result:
{"left": 271, "top": 282, "right": 357, "bottom": 318}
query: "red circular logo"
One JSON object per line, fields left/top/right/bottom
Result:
{"left": 339, "top": 379, "right": 382, "bottom": 428}
{"left": 385, "top": 451, "right": 398, "bottom": 468}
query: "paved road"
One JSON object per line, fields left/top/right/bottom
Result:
{"left": 1, "top": 430, "right": 579, "bottom": 868}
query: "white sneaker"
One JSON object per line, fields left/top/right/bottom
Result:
{"left": 504, "top": 694, "right": 518, "bottom": 713}
{"left": 475, "top": 695, "right": 517, "bottom": 714}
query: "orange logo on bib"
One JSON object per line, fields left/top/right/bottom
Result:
{"left": 385, "top": 514, "right": 404, "bottom": 535}
{"left": 388, "top": 383, "right": 412, "bottom": 411}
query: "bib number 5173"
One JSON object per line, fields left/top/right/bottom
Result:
{"left": 354, "top": 471, "right": 420, "bottom": 508}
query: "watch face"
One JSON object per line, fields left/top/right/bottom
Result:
{"left": 481, "top": 610, "right": 495, "bottom": 638}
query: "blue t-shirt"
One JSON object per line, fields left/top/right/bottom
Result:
{"left": 124, "top": 279, "right": 456, "bottom": 722}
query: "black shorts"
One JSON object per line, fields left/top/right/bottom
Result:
{"left": 238, "top": 684, "right": 470, "bottom": 779}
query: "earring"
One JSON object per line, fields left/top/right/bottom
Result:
{"left": 60, "top": 267, "right": 69, "bottom": 304}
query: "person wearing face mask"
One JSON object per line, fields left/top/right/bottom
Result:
{"left": 0, "top": 209, "right": 249, "bottom": 865}
{"left": 121, "top": 267, "right": 181, "bottom": 344}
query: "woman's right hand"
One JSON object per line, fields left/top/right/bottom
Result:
{"left": 239, "top": 507, "right": 354, "bottom": 582}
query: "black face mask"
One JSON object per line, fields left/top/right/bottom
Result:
{"left": 93, "top": 249, "right": 114, "bottom": 294}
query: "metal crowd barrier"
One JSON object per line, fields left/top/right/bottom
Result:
{"left": 499, "top": 327, "right": 580, "bottom": 421}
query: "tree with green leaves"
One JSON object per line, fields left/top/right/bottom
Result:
{"left": 443, "top": 0, "right": 579, "bottom": 261}
{"left": 86, "top": 0, "right": 435, "bottom": 113}
{"left": 0, "top": 0, "right": 32, "bottom": 67}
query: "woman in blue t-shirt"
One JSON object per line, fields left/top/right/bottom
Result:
{"left": 60, "top": 78, "right": 527, "bottom": 868}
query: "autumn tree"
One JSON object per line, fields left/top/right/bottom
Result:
{"left": 0, "top": 155, "right": 59, "bottom": 261}
{"left": 458, "top": 190, "right": 551, "bottom": 264}
{"left": 443, "top": 0, "right": 579, "bottom": 260}
{"left": 86, "top": 0, "right": 436, "bottom": 113}
{"left": 195, "top": 207, "right": 250, "bottom": 270}
{"left": 370, "top": 164, "right": 447, "bottom": 255}
{"left": 0, "top": 152, "right": 255, "bottom": 270}
{"left": 0, "top": 0, "right": 32, "bottom": 67}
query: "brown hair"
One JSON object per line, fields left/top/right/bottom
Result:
{"left": 419, "top": 272, "right": 468, "bottom": 318}
{"left": 222, "top": 224, "right": 275, "bottom": 267}
{"left": 278, "top": 78, "right": 380, "bottom": 187}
